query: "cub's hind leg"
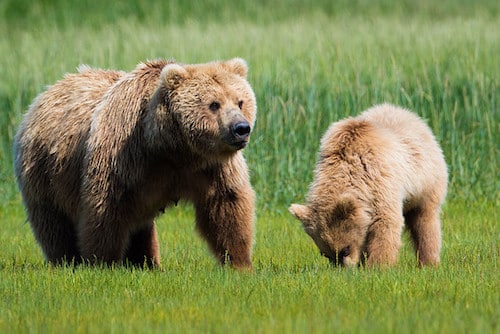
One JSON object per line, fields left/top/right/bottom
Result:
{"left": 405, "top": 203, "right": 442, "bottom": 266}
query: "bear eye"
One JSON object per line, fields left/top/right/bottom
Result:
{"left": 209, "top": 101, "right": 221, "bottom": 112}
{"left": 238, "top": 100, "right": 244, "bottom": 109}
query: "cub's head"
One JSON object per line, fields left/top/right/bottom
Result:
{"left": 289, "top": 194, "right": 371, "bottom": 267}
{"left": 159, "top": 58, "right": 256, "bottom": 160}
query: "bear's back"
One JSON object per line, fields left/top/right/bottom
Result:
{"left": 359, "top": 104, "right": 437, "bottom": 148}
{"left": 358, "top": 104, "right": 446, "bottom": 175}
{"left": 317, "top": 104, "right": 447, "bottom": 206}
{"left": 359, "top": 104, "right": 447, "bottom": 203}
{"left": 14, "top": 67, "right": 125, "bottom": 216}
{"left": 17, "top": 67, "right": 125, "bottom": 152}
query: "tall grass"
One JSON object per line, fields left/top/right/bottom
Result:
{"left": 0, "top": 1, "right": 498, "bottom": 209}
{"left": 0, "top": 1, "right": 498, "bottom": 333}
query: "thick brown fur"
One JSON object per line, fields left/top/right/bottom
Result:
{"left": 289, "top": 104, "right": 447, "bottom": 267}
{"left": 14, "top": 58, "right": 256, "bottom": 269}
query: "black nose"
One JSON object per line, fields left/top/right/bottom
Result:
{"left": 326, "top": 246, "right": 351, "bottom": 266}
{"left": 339, "top": 246, "right": 351, "bottom": 259}
{"left": 324, "top": 253, "right": 341, "bottom": 266}
{"left": 231, "top": 121, "right": 251, "bottom": 139}
{"left": 337, "top": 247, "right": 351, "bottom": 266}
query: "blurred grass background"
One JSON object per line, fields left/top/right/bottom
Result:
{"left": 0, "top": 0, "right": 498, "bottom": 211}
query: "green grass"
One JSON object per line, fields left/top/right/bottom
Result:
{"left": 1, "top": 203, "right": 498, "bottom": 333}
{"left": 0, "top": 0, "right": 499, "bottom": 333}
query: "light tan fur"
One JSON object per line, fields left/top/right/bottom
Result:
{"left": 289, "top": 104, "right": 447, "bottom": 267}
{"left": 14, "top": 58, "right": 256, "bottom": 269}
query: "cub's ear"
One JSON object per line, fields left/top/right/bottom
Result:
{"left": 160, "top": 63, "right": 189, "bottom": 90}
{"left": 332, "top": 194, "right": 357, "bottom": 221}
{"left": 289, "top": 204, "right": 311, "bottom": 222}
{"left": 224, "top": 58, "right": 248, "bottom": 78}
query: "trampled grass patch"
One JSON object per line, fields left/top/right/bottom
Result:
{"left": 0, "top": 1, "right": 498, "bottom": 333}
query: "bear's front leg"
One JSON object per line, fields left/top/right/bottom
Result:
{"left": 194, "top": 163, "right": 255, "bottom": 270}
{"left": 365, "top": 210, "right": 405, "bottom": 267}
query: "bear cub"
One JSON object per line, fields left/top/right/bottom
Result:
{"left": 14, "top": 58, "right": 257, "bottom": 269}
{"left": 289, "top": 104, "right": 448, "bottom": 267}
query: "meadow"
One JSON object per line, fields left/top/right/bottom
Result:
{"left": 0, "top": 1, "right": 498, "bottom": 333}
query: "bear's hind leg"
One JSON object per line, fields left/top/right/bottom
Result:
{"left": 78, "top": 220, "right": 129, "bottom": 265}
{"left": 405, "top": 203, "right": 441, "bottom": 266}
{"left": 27, "top": 202, "right": 80, "bottom": 265}
{"left": 125, "top": 221, "right": 160, "bottom": 268}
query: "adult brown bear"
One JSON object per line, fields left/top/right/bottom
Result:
{"left": 14, "top": 58, "right": 257, "bottom": 269}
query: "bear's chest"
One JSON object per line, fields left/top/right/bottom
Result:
{"left": 134, "top": 161, "right": 212, "bottom": 217}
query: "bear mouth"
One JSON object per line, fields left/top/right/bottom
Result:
{"left": 223, "top": 136, "right": 248, "bottom": 150}
{"left": 231, "top": 140, "right": 248, "bottom": 150}
{"left": 324, "top": 246, "right": 356, "bottom": 266}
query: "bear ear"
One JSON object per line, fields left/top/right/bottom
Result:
{"left": 289, "top": 204, "right": 312, "bottom": 223}
{"left": 160, "top": 63, "right": 189, "bottom": 90}
{"left": 332, "top": 194, "right": 357, "bottom": 222}
{"left": 223, "top": 58, "right": 248, "bottom": 78}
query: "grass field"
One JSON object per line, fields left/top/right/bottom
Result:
{"left": 0, "top": 1, "right": 498, "bottom": 333}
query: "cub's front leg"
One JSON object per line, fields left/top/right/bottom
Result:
{"left": 365, "top": 209, "right": 405, "bottom": 267}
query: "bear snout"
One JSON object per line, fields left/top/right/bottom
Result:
{"left": 232, "top": 121, "right": 251, "bottom": 138}
{"left": 229, "top": 121, "right": 251, "bottom": 149}
{"left": 327, "top": 246, "right": 352, "bottom": 266}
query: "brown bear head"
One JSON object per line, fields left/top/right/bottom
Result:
{"left": 289, "top": 194, "right": 371, "bottom": 267}
{"left": 157, "top": 58, "right": 256, "bottom": 161}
